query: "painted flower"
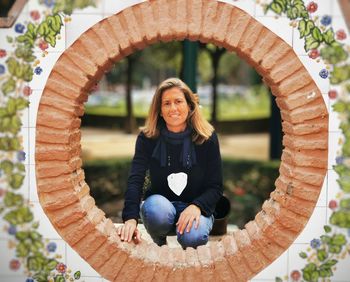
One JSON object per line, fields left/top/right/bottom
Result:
{"left": 336, "top": 29, "right": 347, "bottom": 40}
{"left": 336, "top": 156, "right": 344, "bottom": 164}
{"left": 9, "top": 259, "right": 20, "bottom": 271}
{"left": 34, "top": 66, "right": 43, "bottom": 75}
{"left": 0, "top": 49, "right": 7, "bottom": 58}
{"left": 8, "top": 225, "right": 17, "bottom": 235}
{"left": 308, "top": 49, "right": 320, "bottom": 59}
{"left": 44, "top": 0, "right": 56, "bottom": 7}
{"left": 30, "top": 10, "right": 40, "bottom": 21}
{"left": 39, "top": 40, "right": 49, "bottom": 51}
{"left": 319, "top": 69, "right": 329, "bottom": 79}
{"left": 320, "top": 15, "right": 332, "bottom": 26}
{"left": 47, "top": 242, "right": 57, "bottom": 252}
{"left": 17, "top": 151, "right": 26, "bottom": 162}
{"left": 290, "top": 270, "right": 301, "bottom": 281}
{"left": 328, "top": 90, "right": 337, "bottom": 99}
{"left": 0, "top": 64, "right": 5, "bottom": 74}
{"left": 0, "top": 188, "right": 5, "bottom": 197}
{"left": 310, "top": 238, "right": 321, "bottom": 249}
{"left": 329, "top": 200, "right": 338, "bottom": 210}
{"left": 23, "top": 86, "right": 33, "bottom": 97}
{"left": 56, "top": 263, "right": 67, "bottom": 274}
{"left": 15, "top": 23, "right": 25, "bottom": 34}
{"left": 306, "top": 2, "right": 318, "bottom": 13}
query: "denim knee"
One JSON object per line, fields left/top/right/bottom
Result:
{"left": 176, "top": 216, "right": 213, "bottom": 249}
{"left": 140, "top": 194, "right": 176, "bottom": 236}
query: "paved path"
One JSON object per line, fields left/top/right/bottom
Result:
{"left": 81, "top": 127, "right": 269, "bottom": 161}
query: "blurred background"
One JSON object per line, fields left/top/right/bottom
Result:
{"left": 81, "top": 40, "right": 282, "bottom": 228}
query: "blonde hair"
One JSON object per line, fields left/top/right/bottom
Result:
{"left": 142, "top": 78, "right": 214, "bottom": 144}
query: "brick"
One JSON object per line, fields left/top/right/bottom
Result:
{"left": 270, "top": 69, "right": 313, "bottom": 97}
{"left": 250, "top": 27, "right": 278, "bottom": 64}
{"left": 237, "top": 19, "right": 264, "bottom": 58}
{"left": 113, "top": 255, "right": 144, "bottom": 281}
{"left": 92, "top": 20, "right": 123, "bottom": 62}
{"left": 234, "top": 229, "right": 266, "bottom": 273}
{"left": 282, "top": 117, "right": 328, "bottom": 136}
{"left": 196, "top": 245, "right": 215, "bottom": 281}
{"left": 46, "top": 71, "right": 85, "bottom": 100}
{"left": 245, "top": 220, "right": 283, "bottom": 262}
{"left": 37, "top": 169, "right": 84, "bottom": 193}
{"left": 153, "top": 245, "right": 172, "bottom": 282}
{"left": 98, "top": 248, "right": 129, "bottom": 281}
{"left": 72, "top": 221, "right": 108, "bottom": 259}
{"left": 210, "top": 241, "right": 237, "bottom": 281}
{"left": 36, "top": 142, "right": 81, "bottom": 162}
{"left": 167, "top": 248, "right": 186, "bottom": 282}
{"left": 281, "top": 98, "right": 328, "bottom": 124}
{"left": 58, "top": 216, "right": 96, "bottom": 246}
{"left": 47, "top": 194, "right": 94, "bottom": 228}
{"left": 283, "top": 132, "right": 328, "bottom": 150}
{"left": 275, "top": 174, "right": 322, "bottom": 202}
{"left": 40, "top": 88, "right": 84, "bottom": 116}
{"left": 255, "top": 211, "right": 296, "bottom": 249}
{"left": 88, "top": 235, "right": 120, "bottom": 269}
{"left": 262, "top": 199, "right": 307, "bottom": 233}
{"left": 36, "top": 105, "right": 81, "bottom": 129}
{"left": 133, "top": 2, "right": 158, "bottom": 44}
{"left": 134, "top": 243, "right": 160, "bottom": 282}
{"left": 107, "top": 16, "right": 133, "bottom": 56}
{"left": 276, "top": 82, "right": 321, "bottom": 111}
{"left": 171, "top": 0, "right": 188, "bottom": 40}
{"left": 281, "top": 147, "right": 327, "bottom": 169}
{"left": 260, "top": 39, "right": 290, "bottom": 71}
{"left": 223, "top": 7, "right": 250, "bottom": 51}
{"left": 184, "top": 247, "right": 202, "bottom": 282}
{"left": 270, "top": 189, "right": 316, "bottom": 218}
{"left": 120, "top": 7, "right": 147, "bottom": 50}
{"left": 267, "top": 51, "right": 303, "bottom": 83}
{"left": 199, "top": 0, "right": 219, "bottom": 43}
{"left": 65, "top": 47, "right": 98, "bottom": 77}
{"left": 279, "top": 162, "right": 326, "bottom": 186}
{"left": 39, "top": 181, "right": 89, "bottom": 211}
{"left": 212, "top": 4, "right": 234, "bottom": 46}
{"left": 36, "top": 156, "right": 82, "bottom": 178}
{"left": 54, "top": 55, "right": 93, "bottom": 90}
{"left": 36, "top": 126, "right": 81, "bottom": 144}
{"left": 221, "top": 235, "right": 251, "bottom": 281}
{"left": 187, "top": 0, "right": 203, "bottom": 40}
{"left": 78, "top": 31, "right": 111, "bottom": 68}
{"left": 150, "top": 0, "right": 172, "bottom": 42}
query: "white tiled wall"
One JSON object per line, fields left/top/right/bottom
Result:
{"left": 0, "top": 0, "right": 349, "bottom": 281}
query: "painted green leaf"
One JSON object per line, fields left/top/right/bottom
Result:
{"left": 323, "top": 225, "right": 332, "bottom": 233}
{"left": 337, "top": 177, "right": 350, "bottom": 192}
{"left": 0, "top": 108, "right": 7, "bottom": 117}
{"left": 330, "top": 211, "right": 350, "bottom": 228}
{"left": 4, "top": 191, "right": 24, "bottom": 207}
{"left": 270, "top": 2, "right": 283, "bottom": 14}
{"left": 15, "top": 97, "right": 29, "bottom": 110}
{"left": 47, "top": 15, "right": 62, "bottom": 33}
{"left": 38, "top": 21, "right": 50, "bottom": 36}
{"left": 54, "top": 275, "right": 66, "bottom": 282}
{"left": 304, "top": 36, "right": 320, "bottom": 51}
{"left": 1, "top": 77, "right": 16, "bottom": 95}
{"left": 321, "top": 45, "right": 348, "bottom": 64}
{"left": 15, "top": 46, "right": 36, "bottom": 63}
{"left": 10, "top": 138, "right": 21, "bottom": 151}
{"left": 6, "top": 36, "right": 13, "bottom": 43}
{"left": 299, "top": 251, "right": 307, "bottom": 258}
{"left": 317, "top": 249, "right": 327, "bottom": 261}
{"left": 312, "top": 27, "right": 323, "bottom": 42}
{"left": 30, "top": 240, "right": 44, "bottom": 253}
{"left": 319, "top": 268, "right": 332, "bottom": 278}
{"left": 330, "top": 65, "right": 350, "bottom": 84}
{"left": 287, "top": 6, "right": 299, "bottom": 19}
{"left": 323, "top": 28, "right": 335, "bottom": 45}
{"left": 324, "top": 259, "right": 338, "bottom": 267}
{"left": 299, "top": 20, "right": 314, "bottom": 38}
{"left": 4, "top": 207, "right": 33, "bottom": 225}
{"left": 9, "top": 116, "right": 21, "bottom": 135}
{"left": 332, "top": 234, "right": 347, "bottom": 245}
{"left": 46, "top": 259, "right": 58, "bottom": 271}
{"left": 340, "top": 198, "right": 350, "bottom": 209}
{"left": 6, "top": 57, "right": 18, "bottom": 76}
{"left": 0, "top": 160, "right": 14, "bottom": 175}
{"left": 16, "top": 163, "right": 26, "bottom": 172}
{"left": 74, "top": 271, "right": 81, "bottom": 280}
{"left": 27, "top": 256, "right": 43, "bottom": 271}
{"left": 45, "top": 32, "right": 56, "bottom": 47}
{"left": 7, "top": 98, "right": 17, "bottom": 115}
{"left": 275, "top": 277, "right": 283, "bottom": 282}
{"left": 27, "top": 23, "right": 37, "bottom": 36}
{"left": 16, "top": 242, "right": 30, "bottom": 257}
{"left": 22, "top": 64, "right": 33, "bottom": 82}
{"left": 29, "top": 230, "right": 42, "bottom": 241}
{"left": 15, "top": 231, "right": 29, "bottom": 240}
{"left": 9, "top": 173, "right": 25, "bottom": 189}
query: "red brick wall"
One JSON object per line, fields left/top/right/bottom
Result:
{"left": 35, "top": 0, "right": 329, "bottom": 281}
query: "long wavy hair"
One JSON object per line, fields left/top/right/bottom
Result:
{"left": 142, "top": 78, "right": 214, "bottom": 144}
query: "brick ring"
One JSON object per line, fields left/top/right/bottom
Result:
{"left": 35, "top": 0, "right": 328, "bottom": 281}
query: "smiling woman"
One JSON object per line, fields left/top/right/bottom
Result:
{"left": 35, "top": 0, "right": 328, "bottom": 281}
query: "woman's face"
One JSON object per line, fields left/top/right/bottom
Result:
{"left": 161, "top": 87, "right": 190, "bottom": 133}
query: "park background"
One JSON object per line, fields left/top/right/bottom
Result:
{"left": 0, "top": 0, "right": 350, "bottom": 281}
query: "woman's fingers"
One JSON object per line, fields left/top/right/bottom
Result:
{"left": 134, "top": 229, "right": 142, "bottom": 244}
{"left": 195, "top": 215, "right": 200, "bottom": 229}
{"left": 186, "top": 216, "right": 195, "bottom": 232}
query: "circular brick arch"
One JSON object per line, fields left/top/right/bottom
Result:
{"left": 35, "top": 0, "right": 328, "bottom": 281}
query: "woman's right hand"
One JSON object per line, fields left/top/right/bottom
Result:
{"left": 117, "top": 219, "right": 142, "bottom": 244}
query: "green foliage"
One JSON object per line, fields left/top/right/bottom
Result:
{"left": 15, "top": 45, "right": 36, "bottom": 62}
{"left": 53, "top": 0, "right": 96, "bottom": 15}
{"left": 330, "top": 65, "right": 350, "bottom": 84}
{"left": 0, "top": 136, "right": 21, "bottom": 151}
{"left": 321, "top": 44, "right": 348, "bottom": 64}
{"left": 330, "top": 211, "right": 350, "bottom": 228}
{"left": 6, "top": 57, "right": 33, "bottom": 82}
{"left": 4, "top": 206, "right": 34, "bottom": 225}
{"left": 37, "top": 14, "right": 63, "bottom": 47}
{"left": 16, "top": 23, "right": 37, "bottom": 47}
{"left": 1, "top": 78, "right": 16, "bottom": 95}
{"left": 4, "top": 191, "right": 24, "bottom": 207}
{"left": 74, "top": 271, "right": 81, "bottom": 279}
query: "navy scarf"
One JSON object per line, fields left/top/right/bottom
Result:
{"left": 152, "top": 126, "right": 197, "bottom": 169}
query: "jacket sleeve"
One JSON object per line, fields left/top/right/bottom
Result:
{"left": 122, "top": 133, "right": 150, "bottom": 222}
{"left": 191, "top": 132, "right": 223, "bottom": 216}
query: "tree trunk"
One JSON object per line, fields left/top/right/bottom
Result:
{"left": 125, "top": 56, "right": 136, "bottom": 133}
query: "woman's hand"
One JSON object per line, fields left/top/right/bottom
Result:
{"left": 176, "top": 204, "right": 201, "bottom": 234}
{"left": 117, "top": 219, "right": 142, "bottom": 244}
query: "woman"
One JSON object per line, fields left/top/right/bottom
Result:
{"left": 117, "top": 78, "right": 223, "bottom": 249}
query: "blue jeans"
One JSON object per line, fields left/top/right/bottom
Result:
{"left": 140, "top": 194, "right": 214, "bottom": 249}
